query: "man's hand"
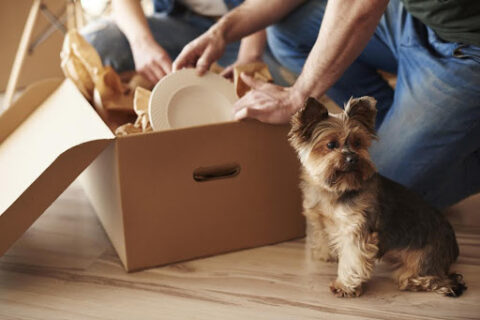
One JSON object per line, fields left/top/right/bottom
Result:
{"left": 172, "top": 0, "right": 303, "bottom": 75}
{"left": 173, "top": 28, "right": 227, "bottom": 75}
{"left": 131, "top": 39, "right": 172, "bottom": 84}
{"left": 112, "top": 0, "right": 172, "bottom": 83}
{"left": 233, "top": 73, "right": 305, "bottom": 124}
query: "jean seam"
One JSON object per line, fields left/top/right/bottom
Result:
{"left": 453, "top": 44, "right": 480, "bottom": 64}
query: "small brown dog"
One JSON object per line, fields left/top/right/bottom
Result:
{"left": 289, "top": 97, "right": 466, "bottom": 298}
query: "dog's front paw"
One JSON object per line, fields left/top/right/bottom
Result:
{"left": 329, "top": 280, "right": 363, "bottom": 298}
{"left": 308, "top": 246, "right": 337, "bottom": 263}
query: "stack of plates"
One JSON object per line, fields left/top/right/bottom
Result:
{"left": 148, "top": 69, "right": 238, "bottom": 131}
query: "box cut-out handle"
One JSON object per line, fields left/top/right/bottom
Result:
{"left": 193, "top": 163, "right": 241, "bottom": 182}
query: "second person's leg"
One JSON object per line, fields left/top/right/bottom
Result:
{"left": 370, "top": 14, "right": 480, "bottom": 208}
{"left": 266, "top": 0, "right": 398, "bottom": 127}
{"left": 82, "top": 11, "right": 238, "bottom": 73}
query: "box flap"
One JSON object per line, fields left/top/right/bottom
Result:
{"left": 0, "top": 79, "right": 114, "bottom": 255}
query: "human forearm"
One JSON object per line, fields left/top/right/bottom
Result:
{"left": 229, "top": 0, "right": 389, "bottom": 125}
{"left": 293, "top": 0, "right": 388, "bottom": 105}
{"left": 112, "top": 0, "right": 171, "bottom": 82}
{"left": 174, "top": 0, "right": 303, "bottom": 73}
{"left": 112, "top": 0, "right": 154, "bottom": 45}
{"left": 237, "top": 30, "right": 266, "bottom": 62}
{"left": 214, "top": 0, "right": 305, "bottom": 43}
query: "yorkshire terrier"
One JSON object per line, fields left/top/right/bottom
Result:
{"left": 289, "top": 97, "right": 466, "bottom": 298}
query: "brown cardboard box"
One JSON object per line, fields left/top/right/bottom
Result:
{"left": 0, "top": 78, "right": 305, "bottom": 271}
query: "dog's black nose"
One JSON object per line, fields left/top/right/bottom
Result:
{"left": 345, "top": 153, "right": 358, "bottom": 165}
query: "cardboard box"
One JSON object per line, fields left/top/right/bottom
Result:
{"left": 0, "top": 78, "right": 305, "bottom": 271}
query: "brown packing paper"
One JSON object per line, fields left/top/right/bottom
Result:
{"left": 60, "top": 29, "right": 103, "bottom": 101}
{"left": 233, "top": 62, "right": 273, "bottom": 98}
{"left": 209, "top": 62, "right": 224, "bottom": 74}
{"left": 115, "top": 87, "right": 153, "bottom": 136}
{"left": 60, "top": 40, "right": 96, "bottom": 101}
{"left": 115, "top": 123, "right": 143, "bottom": 136}
{"left": 133, "top": 87, "right": 151, "bottom": 114}
{"left": 60, "top": 29, "right": 153, "bottom": 128}
{"left": 92, "top": 66, "right": 134, "bottom": 113}
{"left": 127, "top": 73, "right": 155, "bottom": 92}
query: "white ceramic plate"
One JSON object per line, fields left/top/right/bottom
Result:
{"left": 148, "top": 69, "right": 238, "bottom": 131}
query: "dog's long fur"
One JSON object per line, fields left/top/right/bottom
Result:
{"left": 289, "top": 97, "right": 466, "bottom": 298}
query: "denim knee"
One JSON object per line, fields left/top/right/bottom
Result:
{"left": 81, "top": 20, "right": 135, "bottom": 72}
{"left": 266, "top": 0, "right": 326, "bottom": 74}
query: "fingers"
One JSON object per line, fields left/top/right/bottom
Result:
{"left": 173, "top": 43, "right": 198, "bottom": 72}
{"left": 234, "top": 105, "right": 263, "bottom": 121}
{"left": 174, "top": 33, "right": 224, "bottom": 75}
{"left": 139, "top": 60, "right": 170, "bottom": 85}
{"left": 151, "top": 61, "right": 166, "bottom": 81}
{"left": 232, "top": 88, "right": 289, "bottom": 124}
{"left": 172, "top": 49, "right": 184, "bottom": 72}
{"left": 232, "top": 90, "right": 265, "bottom": 120}
{"left": 141, "top": 68, "right": 158, "bottom": 85}
{"left": 158, "top": 54, "right": 173, "bottom": 74}
{"left": 233, "top": 89, "right": 262, "bottom": 112}
{"left": 196, "top": 45, "right": 216, "bottom": 76}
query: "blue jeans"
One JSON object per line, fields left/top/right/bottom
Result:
{"left": 267, "top": 0, "right": 480, "bottom": 208}
{"left": 82, "top": 10, "right": 288, "bottom": 85}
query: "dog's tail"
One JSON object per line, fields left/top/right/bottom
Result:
{"left": 399, "top": 273, "right": 467, "bottom": 297}
{"left": 429, "top": 273, "right": 467, "bottom": 297}
{"left": 439, "top": 273, "right": 467, "bottom": 297}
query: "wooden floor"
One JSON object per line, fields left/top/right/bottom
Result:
{"left": 0, "top": 180, "right": 479, "bottom": 320}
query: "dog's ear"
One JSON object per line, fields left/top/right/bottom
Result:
{"left": 345, "top": 96, "right": 377, "bottom": 134}
{"left": 290, "top": 97, "right": 329, "bottom": 142}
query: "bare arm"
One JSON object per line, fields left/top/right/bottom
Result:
{"left": 173, "top": 0, "right": 305, "bottom": 73}
{"left": 112, "top": 0, "right": 172, "bottom": 83}
{"left": 293, "top": 0, "right": 388, "bottom": 101}
{"left": 217, "top": 0, "right": 306, "bottom": 43}
{"left": 232, "top": 0, "right": 389, "bottom": 123}
{"left": 237, "top": 30, "right": 266, "bottom": 63}
{"left": 112, "top": 0, "right": 153, "bottom": 45}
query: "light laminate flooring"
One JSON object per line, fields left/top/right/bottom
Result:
{"left": 1, "top": 180, "right": 479, "bottom": 320}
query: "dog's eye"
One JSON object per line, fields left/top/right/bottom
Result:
{"left": 327, "top": 141, "right": 338, "bottom": 149}
{"left": 353, "top": 139, "right": 361, "bottom": 148}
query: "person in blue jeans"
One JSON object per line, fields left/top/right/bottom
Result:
{"left": 82, "top": 0, "right": 286, "bottom": 85}
{"left": 174, "top": 0, "right": 480, "bottom": 209}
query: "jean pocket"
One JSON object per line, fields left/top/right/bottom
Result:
{"left": 400, "top": 18, "right": 457, "bottom": 59}
{"left": 426, "top": 28, "right": 459, "bottom": 58}
{"left": 453, "top": 45, "right": 480, "bottom": 64}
